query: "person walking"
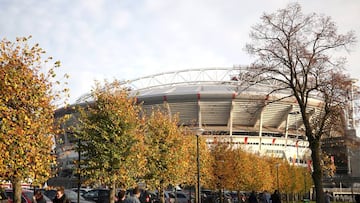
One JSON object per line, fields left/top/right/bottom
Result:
{"left": 270, "top": 190, "right": 281, "bottom": 203}
{"left": 324, "top": 191, "right": 332, "bottom": 203}
{"left": 33, "top": 190, "right": 46, "bottom": 203}
{"left": 116, "top": 189, "right": 127, "bottom": 203}
{"left": 53, "top": 187, "right": 70, "bottom": 203}
{"left": 124, "top": 187, "right": 141, "bottom": 203}
{"left": 355, "top": 194, "right": 360, "bottom": 203}
{"left": 239, "top": 193, "right": 246, "bottom": 203}
{"left": 248, "top": 191, "right": 258, "bottom": 203}
{"left": 262, "top": 190, "right": 270, "bottom": 203}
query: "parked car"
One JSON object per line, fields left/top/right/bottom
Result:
{"left": 65, "top": 189, "right": 95, "bottom": 203}
{"left": 139, "top": 190, "right": 159, "bottom": 203}
{"left": 40, "top": 188, "right": 94, "bottom": 203}
{"left": 72, "top": 188, "right": 92, "bottom": 197}
{"left": 40, "top": 189, "right": 56, "bottom": 200}
{"left": 83, "top": 189, "right": 110, "bottom": 203}
{"left": 39, "top": 193, "right": 52, "bottom": 203}
{"left": 5, "top": 189, "right": 33, "bottom": 203}
{"left": 164, "top": 191, "right": 191, "bottom": 203}
{"left": 201, "top": 189, "right": 215, "bottom": 203}
{"left": 0, "top": 189, "right": 8, "bottom": 203}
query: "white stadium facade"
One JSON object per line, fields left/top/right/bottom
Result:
{"left": 53, "top": 67, "right": 360, "bottom": 188}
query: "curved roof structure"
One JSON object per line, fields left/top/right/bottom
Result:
{"left": 68, "top": 67, "right": 320, "bottom": 165}
{"left": 76, "top": 67, "right": 320, "bottom": 136}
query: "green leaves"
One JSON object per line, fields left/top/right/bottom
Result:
{"left": 75, "top": 80, "right": 146, "bottom": 189}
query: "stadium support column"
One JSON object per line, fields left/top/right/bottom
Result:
{"left": 284, "top": 105, "right": 294, "bottom": 148}
{"left": 259, "top": 109, "right": 264, "bottom": 151}
{"left": 350, "top": 78, "right": 358, "bottom": 129}
{"left": 197, "top": 93, "right": 202, "bottom": 127}
{"left": 163, "top": 96, "right": 171, "bottom": 117}
{"left": 229, "top": 100, "right": 235, "bottom": 137}
{"left": 285, "top": 113, "right": 290, "bottom": 148}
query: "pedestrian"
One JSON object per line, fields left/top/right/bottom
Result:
{"left": 239, "top": 193, "right": 246, "bottom": 203}
{"left": 324, "top": 191, "right": 332, "bottom": 203}
{"left": 117, "top": 189, "right": 127, "bottom": 203}
{"left": 248, "top": 191, "right": 258, "bottom": 203}
{"left": 53, "top": 187, "right": 70, "bottom": 203}
{"left": 262, "top": 190, "right": 270, "bottom": 203}
{"left": 124, "top": 187, "right": 141, "bottom": 203}
{"left": 355, "top": 194, "right": 360, "bottom": 203}
{"left": 270, "top": 190, "right": 281, "bottom": 203}
{"left": 33, "top": 190, "right": 46, "bottom": 203}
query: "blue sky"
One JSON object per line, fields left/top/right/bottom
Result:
{"left": 1, "top": 0, "right": 359, "bottom": 103}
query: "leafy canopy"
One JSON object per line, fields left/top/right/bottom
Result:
{"left": 75, "top": 80, "right": 146, "bottom": 189}
{"left": 0, "top": 36, "right": 68, "bottom": 203}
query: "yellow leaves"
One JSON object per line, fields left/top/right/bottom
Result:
{"left": 206, "top": 144, "right": 311, "bottom": 193}
{"left": 144, "top": 110, "right": 196, "bottom": 189}
{"left": 54, "top": 60, "right": 61, "bottom": 68}
{"left": 0, "top": 37, "right": 61, "bottom": 184}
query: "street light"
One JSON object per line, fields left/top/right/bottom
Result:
{"left": 276, "top": 163, "right": 280, "bottom": 191}
{"left": 196, "top": 128, "right": 204, "bottom": 203}
{"left": 77, "top": 138, "right": 81, "bottom": 203}
{"left": 303, "top": 170, "right": 307, "bottom": 199}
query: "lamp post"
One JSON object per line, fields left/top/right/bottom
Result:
{"left": 77, "top": 138, "right": 81, "bottom": 203}
{"left": 304, "top": 170, "right": 307, "bottom": 199}
{"left": 276, "top": 163, "right": 280, "bottom": 191}
{"left": 196, "top": 128, "right": 204, "bottom": 203}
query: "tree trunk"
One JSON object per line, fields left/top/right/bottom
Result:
{"left": 309, "top": 136, "right": 324, "bottom": 203}
{"left": 159, "top": 186, "right": 165, "bottom": 203}
{"left": 11, "top": 179, "right": 22, "bottom": 203}
{"left": 110, "top": 182, "right": 116, "bottom": 203}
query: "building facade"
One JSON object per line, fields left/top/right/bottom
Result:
{"left": 53, "top": 67, "right": 359, "bottom": 188}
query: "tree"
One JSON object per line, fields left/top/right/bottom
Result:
{"left": 143, "top": 109, "right": 191, "bottom": 203}
{"left": 0, "top": 36, "right": 68, "bottom": 203}
{"left": 209, "top": 141, "right": 228, "bottom": 196}
{"left": 208, "top": 141, "right": 274, "bottom": 194}
{"left": 181, "top": 127, "right": 213, "bottom": 192}
{"left": 245, "top": 3, "right": 356, "bottom": 202}
{"left": 75, "top": 80, "right": 146, "bottom": 203}
{"left": 228, "top": 147, "right": 254, "bottom": 191}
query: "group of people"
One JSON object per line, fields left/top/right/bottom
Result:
{"left": 33, "top": 186, "right": 142, "bottom": 203}
{"left": 243, "top": 190, "right": 281, "bottom": 203}
{"left": 32, "top": 187, "right": 360, "bottom": 203}
{"left": 116, "top": 187, "right": 141, "bottom": 203}
{"left": 33, "top": 187, "right": 71, "bottom": 203}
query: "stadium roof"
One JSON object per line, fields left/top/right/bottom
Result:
{"left": 73, "top": 67, "right": 324, "bottom": 135}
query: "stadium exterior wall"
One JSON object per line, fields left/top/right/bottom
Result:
{"left": 53, "top": 68, "right": 324, "bottom": 181}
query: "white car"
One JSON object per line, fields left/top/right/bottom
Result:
{"left": 164, "top": 191, "right": 192, "bottom": 203}
{"left": 71, "top": 188, "right": 92, "bottom": 197}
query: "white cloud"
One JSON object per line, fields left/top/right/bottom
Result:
{"left": 0, "top": 0, "right": 359, "bottom": 103}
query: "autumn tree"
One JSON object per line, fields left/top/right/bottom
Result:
{"left": 75, "top": 80, "right": 146, "bottom": 203}
{"left": 181, "top": 128, "right": 213, "bottom": 198}
{"left": 267, "top": 159, "right": 313, "bottom": 201}
{"left": 143, "top": 109, "right": 191, "bottom": 203}
{"left": 0, "top": 37, "right": 68, "bottom": 203}
{"left": 245, "top": 3, "right": 356, "bottom": 202}
{"left": 209, "top": 141, "right": 228, "bottom": 196}
{"left": 208, "top": 140, "right": 313, "bottom": 199}
{"left": 227, "top": 147, "right": 252, "bottom": 191}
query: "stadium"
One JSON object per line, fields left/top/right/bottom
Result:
{"left": 54, "top": 66, "right": 322, "bottom": 180}
{"left": 117, "top": 67, "right": 314, "bottom": 164}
